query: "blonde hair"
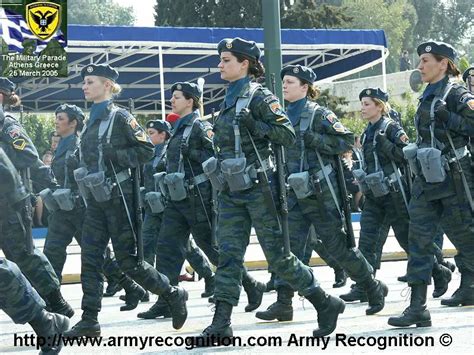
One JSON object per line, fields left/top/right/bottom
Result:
{"left": 372, "top": 98, "right": 389, "bottom": 115}
{"left": 307, "top": 83, "right": 321, "bottom": 101}
{"left": 99, "top": 77, "right": 122, "bottom": 98}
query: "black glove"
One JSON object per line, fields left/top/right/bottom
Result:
{"left": 66, "top": 154, "right": 79, "bottom": 171}
{"left": 434, "top": 102, "right": 450, "bottom": 123}
{"left": 303, "top": 130, "right": 322, "bottom": 149}
{"left": 102, "top": 143, "right": 117, "bottom": 163}
{"left": 375, "top": 131, "right": 388, "bottom": 144}
{"left": 237, "top": 108, "right": 257, "bottom": 133}
{"left": 180, "top": 141, "right": 190, "bottom": 157}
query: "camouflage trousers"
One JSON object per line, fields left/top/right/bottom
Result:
{"left": 0, "top": 209, "right": 60, "bottom": 298}
{"left": 43, "top": 207, "right": 85, "bottom": 283}
{"left": 214, "top": 176, "right": 317, "bottom": 307}
{"left": 296, "top": 177, "right": 374, "bottom": 284}
{"left": 143, "top": 210, "right": 213, "bottom": 279}
{"left": 80, "top": 194, "right": 170, "bottom": 313}
{"left": 302, "top": 224, "right": 342, "bottom": 270}
{"left": 0, "top": 258, "right": 45, "bottom": 324}
{"left": 407, "top": 178, "right": 474, "bottom": 284}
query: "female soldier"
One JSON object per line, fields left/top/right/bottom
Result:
{"left": 342, "top": 88, "right": 451, "bottom": 303}
{"left": 43, "top": 104, "right": 146, "bottom": 312}
{"left": 0, "top": 78, "right": 74, "bottom": 319}
{"left": 389, "top": 41, "right": 474, "bottom": 328}
{"left": 64, "top": 64, "right": 188, "bottom": 338}
{"left": 151, "top": 82, "right": 264, "bottom": 317}
{"left": 195, "top": 39, "right": 348, "bottom": 344}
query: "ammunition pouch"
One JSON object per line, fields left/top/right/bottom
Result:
{"left": 83, "top": 171, "right": 113, "bottom": 203}
{"left": 287, "top": 171, "right": 313, "bottom": 199}
{"left": 403, "top": 143, "right": 420, "bottom": 176}
{"left": 144, "top": 191, "right": 165, "bottom": 214}
{"left": 202, "top": 157, "right": 226, "bottom": 191}
{"left": 39, "top": 188, "right": 60, "bottom": 212}
{"left": 221, "top": 157, "right": 253, "bottom": 192}
{"left": 153, "top": 172, "right": 167, "bottom": 197}
{"left": 365, "top": 171, "right": 390, "bottom": 197}
{"left": 73, "top": 167, "right": 90, "bottom": 200}
{"left": 352, "top": 168, "right": 370, "bottom": 194}
{"left": 417, "top": 147, "right": 447, "bottom": 183}
{"left": 52, "top": 188, "right": 75, "bottom": 211}
{"left": 163, "top": 172, "right": 187, "bottom": 201}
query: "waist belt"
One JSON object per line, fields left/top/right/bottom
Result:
{"left": 310, "top": 164, "right": 333, "bottom": 181}
{"left": 115, "top": 170, "right": 131, "bottom": 184}
{"left": 188, "top": 173, "right": 209, "bottom": 186}
{"left": 445, "top": 145, "right": 469, "bottom": 162}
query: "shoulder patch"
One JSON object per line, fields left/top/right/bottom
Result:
{"left": 264, "top": 95, "right": 278, "bottom": 104}
{"left": 7, "top": 127, "right": 22, "bottom": 139}
{"left": 466, "top": 99, "right": 474, "bottom": 110}
{"left": 134, "top": 130, "right": 148, "bottom": 143}
{"left": 269, "top": 101, "right": 284, "bottom": 116}
{"left": 128, "top": 117, "right": 139, "bottom": 130}
{"left": 324, "top": 112, "right": 337, "bottom": 124}
{"left": 206, "top": 129, "right": 214, "bottom": 139}
{"left": 399, "top": 133, "right": 409, "bottom": 143}
{"left": 12, "top": 138, "right": 27, "bottom": 150}
{"left": 333, "top": 122, "right": 345, "bottom": 133}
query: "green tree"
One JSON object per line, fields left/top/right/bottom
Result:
{"left": 68, "top": 0, "right": 135, "bottom": 25}
{"left": 21, "top": 114, "right": 56, "bottom": 156}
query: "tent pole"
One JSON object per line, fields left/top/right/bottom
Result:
{"left": 381, "top": 48, "right": 387, "bottom": 91}
{"left": 159, "top": 45, "right": 166, "bottom": 120}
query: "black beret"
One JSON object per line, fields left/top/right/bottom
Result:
{"left": 55, "top": 104, "right": 85, "bottom": 122}
{"left": 81, "top": 64, "right": 119, "bottom": 81}
{"left": 462, "top": 66, "right": 474, "bottom": 83}
{"left": 417, "top": 41, "right": 457, "bottom": 62}
{"left": 146, "top": 119, "right": 171, "bottom": 137}
{"left": 217, "top": 37, "right": 261, "bottom": 60}
{"left": 280, "top": 65, "right": 317, "bottom": 83}
{"left": 170, "top": 82, "right": 202, "bottom": 100}
{"left": 0, "top": 77, "right": 16, "bottom": 94}
{"left": 359, "top": 87, "right": 389, "bottom": 102}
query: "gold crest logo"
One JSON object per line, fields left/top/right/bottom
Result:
{"left": 26, "top": 2, "right": 61, "bottom": 41}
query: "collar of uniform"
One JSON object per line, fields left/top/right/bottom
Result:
{"left": 419, "top": 75, "right": 449, "bottom": 101}
{"left": 286, "top": 97, "right": 307, "bottom": 126}
{"left": 54, "top": 133, "right": 76, "bottom": 158}
{"left": 172, "top": 111, "right": 196, "bottom": 133}
{"left": 224, "top": 76, "right": 251, "bottom": 108}
{"left": 367, "top": 116, "right": 384, "bottom": 134}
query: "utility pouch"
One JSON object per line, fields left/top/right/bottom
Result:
{"left": 145, "top": 191, "right": 165, "bottom": 214}
{"left": 352, "top": 168, "right": 370, "bottom": 194}
{"left": 221, "top": 157, "right": 253, "bottom": 192}
{"left": 202, "top": 157, "right": 226, "bottom": 191}
{"left": 73, "top": 167, "right": 90, "bottom": 200}
{"left": 83, "top": 171, "right": 113, "bottom": 203}
{"left": 153, "top": 172, "right": 167, "bottom": 196}
{"left": 52, "top": 188, "right": 75, "bottom": 211}
{"left": 403, "top": 143, "right": 420, "bottom": 176}
{"left": 365, "top": 171, "right": 390, "bottom": 197}
{"left": 287, "top": 171, "right": 314, "bottom": 199}
{"left": 164, "top": 172, "right": 187, "bottom": 201}
{"left": 417, "top": 147, "right": 447, "bottom": 183}
{"left": 39, "top": 188, "right": 60, "bottom": 212}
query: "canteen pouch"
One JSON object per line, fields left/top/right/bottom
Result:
{"left": 83, "top": 171, "right": 113, "bottom": 203}
{"left": 365, "top": 171, "right": 390, "bottom": 197}
{"left": 164, "top": 172, "right": 187, "bottom": 201}
{"left": 416, "top": 147, "right": 447, "bottom": 183}
{"left": 73, "top": 167, "right": 90, "bottom": 200}
{"left": 39, "top": 188, "right": 60, "bottom": 212}
{"left": 153, "top": 172, "right": 168, "bottom": 197}
{"left": 287, "top": 171, "right": 313, "bottom": 199}
{"left": 52, "top": 188, "right": 75, "bottom": 211}
{"left": 220, "top": 157, "right": 253, "bottom": 192}
{"left": 403, "top": 143, "right": 420, "bottom": 176}
{"left": 145, "top": 191, "right": 165, "bottom": 214}
{"left": 202, "top": 157, "right": 226, "bottom": 191}
{"left": 352, "top": 168, "right": 370, "bottom": 194}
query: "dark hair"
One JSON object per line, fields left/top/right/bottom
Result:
{"left": 432, "top": 54, "right": 461, "bottom": 77}
{"left": 295, "top": 78, "right": 320, "bottom": 101}
{"left": 68, "top": 114, "right": 84, "bottom": 133}
{"left": 234, "top": 53, "right": 265, "bottom": 78}
{"left": 0, "top": 91, "right": 21, "bottom": 106}
{"left": 49, "top": 130, "right": 60, "bottom": 142}
{"left": 182, "top": 92, "right": 202, "bottom": 112}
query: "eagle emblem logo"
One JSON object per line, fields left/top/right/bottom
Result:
{"left": 26, "top": 2, "right": 61, "bottom": 41}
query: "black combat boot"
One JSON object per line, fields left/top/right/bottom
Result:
{"left": 103, "top": 276, "right": 123, "bottom": 297}
{"left": 118, "top": 276, "right": 147, "bottom": 311}
{"left": 255, "top": 286, "right": 293, "bottom": 321}
{"left": 208, "top": 295, "right": 215, "bottom": 304}
{"left": 64, "top": 310, "right": 101, "bottom": 338}
{"left": 265, "top": 273, "right": 276, "bottom": 292}
{"left": 333, "top": 268, "right": 347, "bottom": 288}
{"left": 388, "top": 284, "right": 431, "bottom": 327}
{"left": 45, "top": 289, "right": 75, "bottom": 318}
{"left": 397, "top": 274, "right": 408, "bottom": 282}
{"left": 340, "top": 283, "right": 368, "bottom": 302}
{"left": 242, "top": 277, "right": 265, "bottom": 312}
{"left": 431, "top": 263, "right": 452, "bottom": 298}
{"left": 137, "top": 297, "right": 171, "bottom": 319}
{"left": 201, "top": 274, "right": 215, "bottom": 298}
{"left": 306, "top": 287, "right": 345, "bottom": 337}
{"left": 361, "top": 277, "right": 388, "bottom": 315}
{"left": 161, "top": 286, "right": 188, "bottom": 329}
{"left": 441, "top": 270, "right": 474, "bottom": 307}
{"left": 29, "top": 309, "right": 70, "bottom": 355}
{"left": 193, "top": 301, "right": 233, "bottom": 347}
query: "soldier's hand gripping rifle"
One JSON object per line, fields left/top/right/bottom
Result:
{"left": 335, "top": 156, "right": 356, "bottom": 248}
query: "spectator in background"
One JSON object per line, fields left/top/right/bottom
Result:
{"left": 42, "top": 150, "right": 53, "bottom": 166}
{"left": 49, "top": 131, "right": 61, "bottom": 153}
{"left": 399, "top": 50, "right": 411, "bottom": 71}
